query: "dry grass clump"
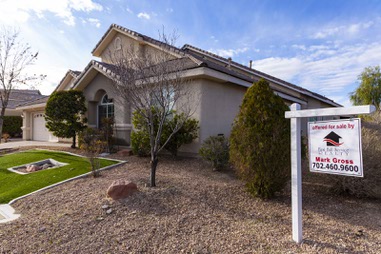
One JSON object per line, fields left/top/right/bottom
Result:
{"left": 331, "top": 113, "right": 381, "bottom": 198}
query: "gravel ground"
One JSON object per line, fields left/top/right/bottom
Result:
{"left": 0, "top": 148, "right": 380, "bottom": 253}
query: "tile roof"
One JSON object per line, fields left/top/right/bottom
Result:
{"left": 73, "top": 58, "right": 199, "bottom": 89}
{"left": 70, "top": 70, "right": 81, "bottom": 77}
{"left": 88, "top": 24, "right": 340, "bottom": 107}
{"left": 182, "top": 44, "right": 341, "bottom": 106}
{"left": 16, "top": 95, "right": 50, "bottom": 107}
{"left": 1, "top": 89, "right": 45, "bottom": 109}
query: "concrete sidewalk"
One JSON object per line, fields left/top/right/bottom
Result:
{"left": 0, "top": 140, "right": 71, "bottom": 149}
{"left": 0, "top": 204, "right": 20, "bottom": 223}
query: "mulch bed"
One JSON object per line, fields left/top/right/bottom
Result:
{"left": 0, "top": 147, "right": 380, "bottom": 253}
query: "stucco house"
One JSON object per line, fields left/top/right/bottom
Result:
{"left": 18, "top": 24, "right": 341, "bottom": 153}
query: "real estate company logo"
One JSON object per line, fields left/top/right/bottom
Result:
{"left": 323, "top": 131, "right": 343, "bottom": 147}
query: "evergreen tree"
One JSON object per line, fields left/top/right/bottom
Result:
{"left": 350, "top": 66, "right": 381, "bottom": 110}
{"left": 45, "top": 90, "right": 87, "bottom": 148}
{"left": 230, "top": 79, "right": 290, "bottom": 199}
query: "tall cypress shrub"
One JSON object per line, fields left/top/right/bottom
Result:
{"left": 230, "top": 79, "right": 290, "bottom": 199}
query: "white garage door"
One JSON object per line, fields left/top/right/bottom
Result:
{"left": 32, "top": 113, "right": 51, "bottom": 141}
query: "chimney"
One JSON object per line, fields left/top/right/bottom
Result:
{"left": 249, "top": 60, "right": 253, "bottom": 69}
{"left": 227, "top": 57, "right": 232, "bottom": 69}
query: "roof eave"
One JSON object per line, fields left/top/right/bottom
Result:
{"left": 16, "top": 102, "right": 47, "bottom": 111}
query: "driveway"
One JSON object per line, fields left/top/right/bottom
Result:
{"left": 0, "top": 139, "right": 71, "bottom": 149}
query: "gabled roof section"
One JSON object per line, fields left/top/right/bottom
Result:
{"left": 53, "top": 69, "right": 81, "bottom": 92}
{"left": 91, "top": 24, "right": 204, "bottom": 66}
{"left": 71, "top": 60, "right": 116, "bottom": 91}
{"left": 182, "top": 44, "right": 342, "bottom": 107}
{"left": 72, "top": 57, "right": 200, "bottom": 91}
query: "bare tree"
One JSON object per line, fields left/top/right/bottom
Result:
{"left": 108, "top": 31, "right": 198, "bottom": 187}
{"left": 0, "top": 27, "right": 43, "bottom": 142}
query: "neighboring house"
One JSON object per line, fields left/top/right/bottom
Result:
{"left": 1, "top": 89, "right": 45, "bottom": 116}
{"left": 18, "top": 24, "right": 341, "bottom": 153}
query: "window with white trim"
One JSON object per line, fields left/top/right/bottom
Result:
{"left": 98, "top": 94, "right": 114, "bottom": 128}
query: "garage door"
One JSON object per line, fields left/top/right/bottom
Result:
{"left": 32, "top": 113, "right": 51, "bottom": 141}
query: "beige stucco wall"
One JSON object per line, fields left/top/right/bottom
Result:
{"left": 180, "top": 78, "right": 340, "bottom": 154}
{"left": 100, "top": 33, "right": 176, "bottom": 66}
{"left": 179, "top": 78, "right": 246, "bottom": 154}
{"left": 82, "top": 72, "right": 132, "bottom": 145}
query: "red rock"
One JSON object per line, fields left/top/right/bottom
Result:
{"left": 107, "top": 180, "right": 137, "bottom": 200}
{"left": 117, "top": 149, "right": 133, "bottom": 156}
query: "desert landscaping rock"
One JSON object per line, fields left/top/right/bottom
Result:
{"left": 107, "top": 180, "right": 138, "bottom": 200}
{"left": 26, "top": 164, "right": 40, "bottom": 172}
{"left": 1, "top": 149, "right": 380, "bottom": 253}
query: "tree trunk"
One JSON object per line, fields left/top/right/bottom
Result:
{"left": 150, "top": 156, "right": 159, "bottom": 187}
{"left": 0, "top": 117, "right": 3, "bottom": 144}
{"left": 0, "top": 108, "right": 5, "bottom": 144}
{"left": 71, "top": 134, "right": 76, "bottom": 148}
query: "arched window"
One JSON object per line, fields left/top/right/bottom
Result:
{"left": 98, "top": 94, "right": 114, "bottom": 128}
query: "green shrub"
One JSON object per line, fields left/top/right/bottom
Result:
{"left": 229, "top": 78, "right": 290, "bottom": 199}
{"left": 199, "top": 135, "right": 229, "bottom": 170}
{"left": 131, "top": 110, "right": 199, "bottom": 157}
{"left": 163, "top": 114, "right": 199, "bottom": 156}
{"left": 131, "top": 130, "right": 151, "bottom": 157}
{"left": 2, "top": 116, "right": 22, "bottom": 137}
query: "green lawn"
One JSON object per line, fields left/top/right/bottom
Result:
{"left": 0, "top": 150, "right": 120, "bottom": 203}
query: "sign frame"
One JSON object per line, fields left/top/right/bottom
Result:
{"left": 285, "top": 104, "right": 375, "bottom": 244}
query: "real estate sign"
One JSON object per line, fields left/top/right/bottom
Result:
{"left": 308, "top": 118, "right": 363, "bottom": 177}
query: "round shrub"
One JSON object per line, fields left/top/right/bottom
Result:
{"left": 229, "top": 78, "right": 290, "bottom": 199}
{"left": 199, "top": 135, "right": 229, "bottom": 170}
{"left": 131, "top": 110, "right": 199, "bottom": 157}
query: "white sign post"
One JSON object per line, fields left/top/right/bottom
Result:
{"left": 285, "top": 104, "right": 375, "bottom": 244}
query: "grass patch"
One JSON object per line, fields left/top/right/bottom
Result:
{"left": 0, "top": 150, "right": 119, "bottom": 203}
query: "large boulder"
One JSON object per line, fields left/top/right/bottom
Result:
{"left": 107, "top": 180, "right": 137, "bottom": 200}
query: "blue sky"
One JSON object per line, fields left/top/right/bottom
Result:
{"left": 1, "top": 0, "right": 381, "bottom": 107}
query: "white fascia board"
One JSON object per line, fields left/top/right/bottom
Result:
{"left": 16, "top": 103, "right": 47, "bottom": 111}
{"left": 285, "top": 105, "right": 376, "bottom": 118}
